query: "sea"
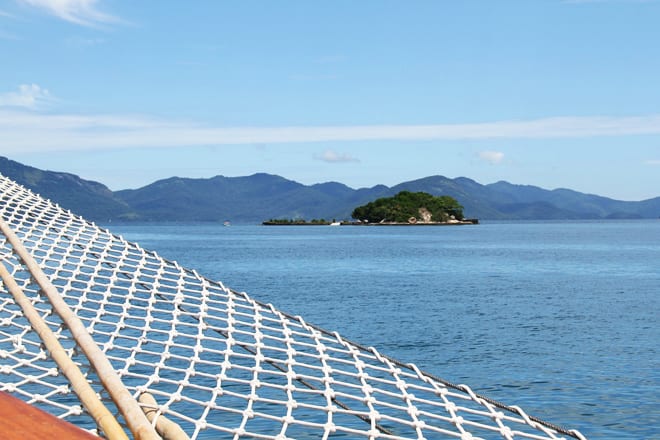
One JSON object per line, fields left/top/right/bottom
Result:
{"left": 107, "top": 220, "right": 659, "bottom": 439}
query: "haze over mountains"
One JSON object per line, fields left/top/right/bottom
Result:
{"left": 1, "top": 156, "right": 659, "bottom": 223}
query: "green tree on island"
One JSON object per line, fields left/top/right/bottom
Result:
{"left": 351, "top": 191, "right": 464, "bottom": 223}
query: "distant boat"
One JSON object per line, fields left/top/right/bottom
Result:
{"left": 329, "top": 221, "right": 341, "bottom": 226}
{"left": 223, "top": 221, "right": 231, "bottom": 226}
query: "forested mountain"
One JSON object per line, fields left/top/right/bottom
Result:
{"left": 113, "top": 173, "right": 388, "bottom": 222}
{"left": 2, "top": 156, "right": 658, "bottom": 222}
{"left": 0, "top": 156, "right": 135, "bottom": 220}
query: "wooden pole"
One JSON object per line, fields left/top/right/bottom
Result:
{"left": 0, "top": 262, "right": 128, "bottom": 440}
{"left": 139, "top": 393, "right": 190, "bottom": 440}
{"left": 0, "top": 219, "right": 161, "bottom": 440}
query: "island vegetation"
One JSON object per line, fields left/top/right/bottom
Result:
{"left": 263, "top": 191, "right": 477, "bottom": 226}
{"left": 351, "top": 191, "right": 470, "bottom": 224}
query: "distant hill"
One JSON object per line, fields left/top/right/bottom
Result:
{"left": 0, "top": 157, "right": 136, "bottom": 221}
{"left": 114, "top": 174, "right": 391, "bottom": 222}
{"left": 1, "top": 156, "right": 659, "bottom": 222}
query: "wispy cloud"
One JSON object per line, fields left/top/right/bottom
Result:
{"left": 18, "top": 0, "right": 118, "bottom": 27}
{"left": 645, "top": 159, "right": 660, "bottom": 165}
{"left": 65, "top": 36, "right": 106, "bottom": 47}
{"left": 0, "top": 84, "right": 52, "bottom": 109}
{"left": 3, "top": 110, "right": 660, "bottom": 153}
{"left": 0, "top": 30, "right": 19, "bottom": 40}
{"left": 314, "top": 150, "right": 360, "bottom": 163}
{"left": 478, "top": 150, "right": 505, "bottom": 165}
{"left": 0, "top": 9, "right": 18, "bottom": 40}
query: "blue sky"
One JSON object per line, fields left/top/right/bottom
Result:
{"left": 1, "top": 0, "right": 659, "bottom": 200}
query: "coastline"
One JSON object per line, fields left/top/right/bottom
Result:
{"left": 262, "top": 219, "right": 479, "bottom": 226}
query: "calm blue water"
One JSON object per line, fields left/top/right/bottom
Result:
{"left": 108, "top": 220, "right": 659, "bottom": 439}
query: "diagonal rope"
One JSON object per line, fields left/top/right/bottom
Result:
{"left": 0, "top": 260, "right": 127, "bottom": 440}
{"left": 0, "top": 218, "right": 160, "bottom": 440}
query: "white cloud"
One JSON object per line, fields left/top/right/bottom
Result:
{"left": 66, "top": 36, "right": 106, "bottom": 47}
{"left": 0, "top": 84, "right": 52, "bottom": 109}
{"left": 478, "top": 150, "right": 505, "bottom": 165}
{"left": 3, "top": 111, "right": 660, "bottom": 153}
{"left": 314, "top": 150, "right": 360, "bottom": 163}
{"left": 645, "top": 159, "right": 660, "bottom": 165}
{"left": 19, "top": 0, "right": 118, "bottom": 26}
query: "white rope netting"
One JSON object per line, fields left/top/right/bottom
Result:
{"left": 0, "top": 174, "right": 586, "bottom": 440}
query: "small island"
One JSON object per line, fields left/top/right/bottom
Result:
{"left": 351, "top": 191, "right": 477, "bottom": 225}
{"left": 263, "top": 191, "right": 478, "bottom": 226}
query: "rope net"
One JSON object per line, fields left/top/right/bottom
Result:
{"left": 0, "top": 174, "right": 586, "bottom": 440}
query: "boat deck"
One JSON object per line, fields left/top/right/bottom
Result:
{"left": 0, "top": 392, "right": 100, "bottom": 440}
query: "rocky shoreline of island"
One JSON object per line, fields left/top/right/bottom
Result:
{"left": 262, "top": 218, "right": 478, "bottom": 226}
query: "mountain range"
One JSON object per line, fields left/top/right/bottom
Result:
{"left": 1, "top": 156, "right": 659, "bottom": 222}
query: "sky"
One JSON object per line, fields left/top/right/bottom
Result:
{"left": 1, "top": 0, "right": 659, "bottom": 201}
